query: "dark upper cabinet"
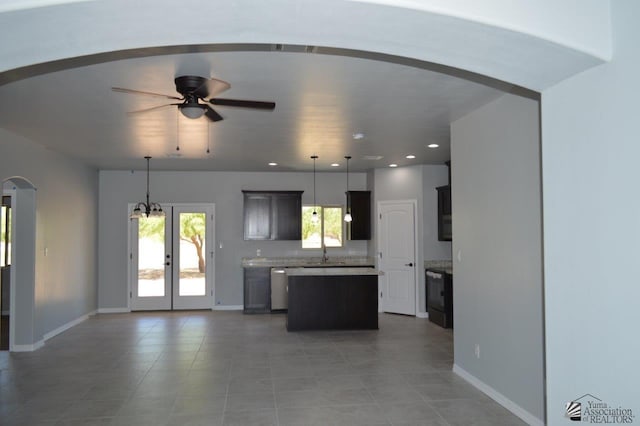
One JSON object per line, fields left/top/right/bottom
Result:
{"left": 243, "top": 193, "right": 272, "bottom": 240}
{"left": 346, "top": 190, "right": 371, "bottom": 240}
{"left": 272, "top": 192, "right": 302, "bottom": 240}
{"left": 243, "top": 191, "right": 303, "bottom": 240}
{"left": 437, "top": 185, "right": 452, "bottom": 241}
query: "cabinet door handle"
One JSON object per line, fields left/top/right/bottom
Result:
{"left": 405, "top": 262, "right": 414, "bottom": 267}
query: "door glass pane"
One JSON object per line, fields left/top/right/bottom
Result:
{"left": 137, "top": 216, "right": 165, "bottom": 297}
{"left": 179, "top": 212, "right": 206, "bottom": 296}
{"left": 1, "top": 198, "right": 10, "bottom": 267}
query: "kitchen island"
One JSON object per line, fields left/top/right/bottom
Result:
{"left": 285, "top": 267, "right": 379, "bottom": 331}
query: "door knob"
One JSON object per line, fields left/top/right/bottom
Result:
{"left": 405, "top": 262, "right": 414, "bottom": 267}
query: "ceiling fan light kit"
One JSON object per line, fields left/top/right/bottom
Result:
{"left": 178, "top": 102, "right": 206, "bottom": 119}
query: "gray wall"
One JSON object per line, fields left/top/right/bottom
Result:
{"left": 451, "top": 93, "right": 544, "bottom": 421}
{"left": 373, "top": 165, "right": 449, "bottom": 314}
{"left": 0, "top": 128, "right": 99, "bottom": 344}
{"left": 541, "top": 0, "right": 640, "bottom": 422}
{"left": 98, "top": 170, "right": 368, "bottom": 309}
{"left": 11, "top": 188, "right": 36, "bottom": 346}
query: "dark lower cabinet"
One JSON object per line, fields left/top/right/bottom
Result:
{"left": 346, "top": 191, "right": 371, "bottom": 240}
{"left": 426, "top": 269, "right": 453, "bottom": 328}
{"left": 287, "top": 274, "right": 378, "bottom": 331}
{"left": 243, "top": 267, "right": 271, "bottom": 313}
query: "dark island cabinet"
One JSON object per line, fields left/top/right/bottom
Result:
{"left": 243, "top": 267, "right": 271, "bottom": 313}
{"left": 287, "top": 274, "right": 378, "bottom": 331}
{"left": 243, "top": 191, "right": 303, "bottom": 240}
{"left": 346, "top": 191, "right": 371, "bottom": 240}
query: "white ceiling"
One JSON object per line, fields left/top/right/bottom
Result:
{"left": 0, "top": 46, "right": 506, "bottom": 172}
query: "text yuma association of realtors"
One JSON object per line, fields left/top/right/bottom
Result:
{"left": 582, "top": 400, "right": 634, "bottom": 424}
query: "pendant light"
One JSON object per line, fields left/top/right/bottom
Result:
{"left": 344, "top": 155, "right": 352, "bottom": 223}
{"left": 130, "top": 156, "right": 164, "bottom": 219}
{"left": 311, "top": 155, "right": 320, "bottom": 224}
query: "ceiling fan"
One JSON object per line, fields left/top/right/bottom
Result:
{"left": 112, "top": 75, "right": 275, "bottom": 122}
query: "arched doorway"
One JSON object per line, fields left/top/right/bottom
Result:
{"left": 1, "top": 176, "right": 37, "bottom": 352}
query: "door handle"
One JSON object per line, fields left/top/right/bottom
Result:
{"left": 165, "top": 262, "right": 171, "bottom": 266}
{"left": 405, "top": 262, "right": 414, "bottom": 267}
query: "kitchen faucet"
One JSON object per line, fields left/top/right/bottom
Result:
{"left": 322, "top": 246, "right": 328, "bottom": 263}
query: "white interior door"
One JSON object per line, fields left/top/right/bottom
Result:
{"left": 131, "top": 204, "right": 214, "bottom": 311}
{"left": 378, "top": 201, "right": 417, "bottom": 315}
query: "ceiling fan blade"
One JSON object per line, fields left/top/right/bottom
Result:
{"left": 204, "top": 106, "right": 224, "bottom": 122}
{"left": 204, "top": 77, "right": 231, "bottom": 98}
{"left": 209, "top": 98, "right": 276, "bottom": 110}
{"left": 127, "top": 103, "right": 179, "bottom": 115}
{"left": 112, "top": 87, "right": 182, "bottom": 100}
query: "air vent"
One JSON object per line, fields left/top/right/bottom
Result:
{"left": 363, "top": 155, "right": 383, "bottom": 161}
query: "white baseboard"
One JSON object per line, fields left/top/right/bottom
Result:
{"left": 452, "top": 364, "right": 544, "bottom": 426}
{"left": 416, "top": 312, "right": 429, "bottom": 319}
{"left": 97, "top": 307, "right": 131, "bottom": 314}
{"left": 43, "top": 310, "right": 96, "bottom": 341}
{"left": 213, "top": 305, "right": 243, "bottom": 311}
{"left": 10, "top": 310, "right": 96, "bottom": 352}
{"left": 12, "top": 340, "right": 44, "bottom": 352}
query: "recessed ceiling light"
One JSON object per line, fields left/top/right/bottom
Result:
{"left": 352, "top": 133, "right": 365, "bottom": 140}
{"left": 389, "top": 164, "right": 398, "bottom": 168}
{"left": 331, "top": 163, "right": 340, "bottom": 167}
{"left": 406, "top": 155, "right": 416, "bottom": 159}
{"left": 427, "top": 143, "right": 439, "bottom": 149}
{"left": 268, "top": 162, "right": 278, "bottom": 166}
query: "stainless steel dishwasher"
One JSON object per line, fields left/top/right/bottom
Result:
{"left": 270, "top": 268, "right": 288, "bottom": 311}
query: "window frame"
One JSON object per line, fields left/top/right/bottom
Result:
{"left": 301, "top": 204, "right": 344, "bottom": 249}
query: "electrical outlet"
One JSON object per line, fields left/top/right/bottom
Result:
{"left": 474, "top": 344, "right": 480, "bottom": 359}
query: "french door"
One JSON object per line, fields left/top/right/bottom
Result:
{"left": 130, "top": 204, "right": 214, "bottom": 311}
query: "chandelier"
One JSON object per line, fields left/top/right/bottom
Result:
{"left": 130, "top": 156, "right": 164, "bottom": 219}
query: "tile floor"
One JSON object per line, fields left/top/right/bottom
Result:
{"left": 0, "top": 311, "right": 527, "bottom": 425}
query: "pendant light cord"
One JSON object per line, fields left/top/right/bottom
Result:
{"left": 311, "top": 155, "right": 318, "bottom": 208}
{"left": 145, "top": 156, "right": 151, "bottom": 207}
{"left": 345, "top": 156, "right": 350, "bottom": 195}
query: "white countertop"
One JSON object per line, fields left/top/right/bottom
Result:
{"left": 424, "top": 260, "right": 453, "bottom": 274}
{"left": 285, "top": 267, "right": 380, "bottom": 276}
{"left": 242, "top": 256, "right": 375, "bottom": 268}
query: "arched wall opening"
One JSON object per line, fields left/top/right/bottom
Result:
{"left": 1, "top": 177, "right": 38, "bottom": 351}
